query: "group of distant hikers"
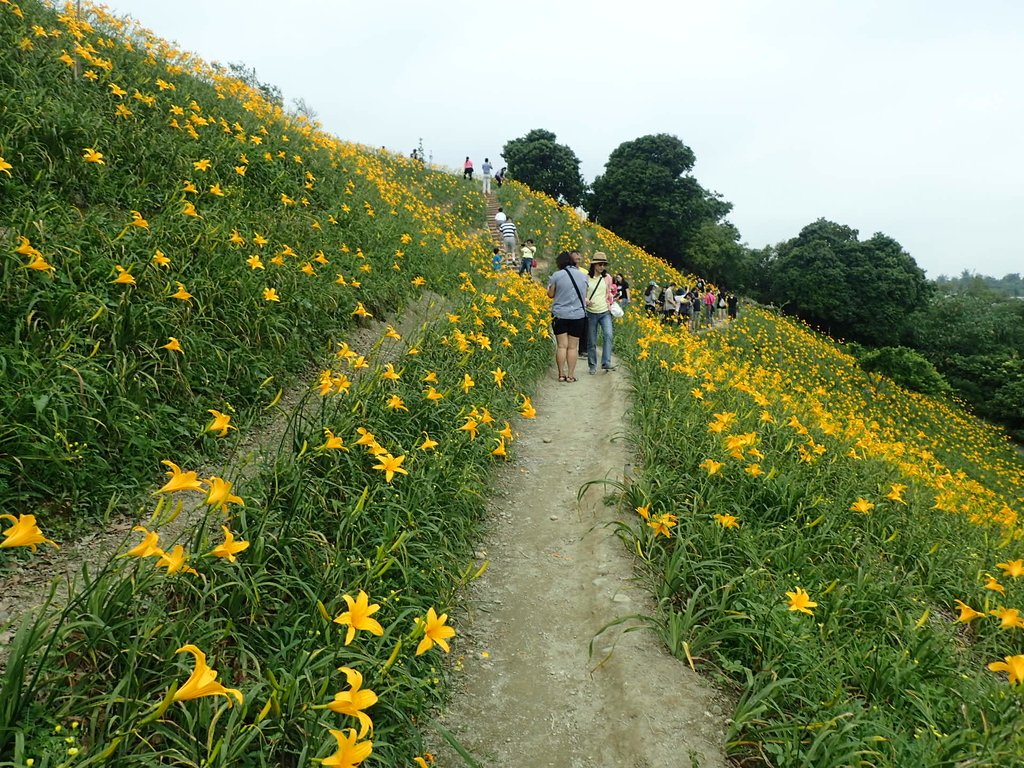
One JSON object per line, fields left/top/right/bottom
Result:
{"left": 462, "top": 156, "right": 505, "bottom": 193}
{"left": 643, "top": 279, "right": 738, "bottom": 330}
{"left": 461, "top": 152, "right": 737, "bottom": 380}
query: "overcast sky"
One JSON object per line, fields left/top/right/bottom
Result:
{"left": 98, "top": 0, "right": 1023, "bottom": 278}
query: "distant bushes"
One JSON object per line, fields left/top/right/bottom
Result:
{"left": 855, "top": 346, "right": 951, "bottom": 397}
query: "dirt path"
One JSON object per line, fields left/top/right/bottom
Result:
{"left": 429, "top": 365, "right": 728, "bottom": 768}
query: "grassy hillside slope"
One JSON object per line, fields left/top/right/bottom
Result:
{"left": 3, "top": 1, "right": 1024, "bottom": 766}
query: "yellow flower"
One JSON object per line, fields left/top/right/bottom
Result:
{"left": 192, "top": 158, "right": 211, "bottom": 171}
{"left": 987, "top": 655, "right": 1024, "bottom": 685}
{"left": 997, "top": 560, "right": 1024, "bottom": 579}
{"left": 423, "top": 386, "right": 444, "bottom": 402}
{"left": 985, "top": 575, "right": 1005, "bottom": 594}
{"left": 318, "top": 429, "right": 348, "bottom": 451}
{"left": 209, "top": 183, "right": 224, "bottom": 197}
{"left": 491, "top": 439, "right": 507, "bottom": 459}
{"left": 205, "top": 477, "right": 244, "bottom": 511}
{"left": 415, "top": 607, "right": 456, "bottom": 655}
{"left": 129, "top": 210, "right": 149, "bottom": 228}
{"left": 786, "top": 587, "right": 817, "bottom": 615}
{"left": 263, "top": 288, "right": 280, "bottom": 302}
{"left": 301, "top": 262, "right": 316, "bottom": 276}
{"left": 498, "top": 422, "right": 514, "bottom": 441}
{"left": 850, "top": 498, "right": 875, "bottom": 515}
{"left": 953, "top": 599, "right": 985, "bottom": 623}
{"left": 156, "top": 545, "right": 198, "bottom": 575}
{"left": 352, "top": 302, "right": 372, "bottom": 318}
{"left": 418, "top": 434, "right": 438, "bottom": 451}
{"left": 635, "top": 505, "right": 651, "bottom": 520}
{"left": 321, "top": 728, "right": 373, "bottom": 767}
{"left": 491, "top": 368, "right": 506, "bottom": 388}
{"left": 82, "top": 147, "right": 105, "bottom": 164}
{"left": 700, "top": 458, "right": 723, "bottom": 476}
{"left": 25, "top": 252, "right": 54, "bottom": 272}
{"left": 209, "top": 526, "right": 249, "bottom": 562}
{"left": 886, "top": 483, "right": 907, "bottom": 504}
{"left": 171, "top": 282, "right": 193, "bottom": 301}
{"left": 247, "top": 255, "right": 264, "bottom": 270}
{"left": 0, "top": 155, "right": 12, "bottom": 176}
{"left": 372, "top": 453, "right": 408, "bottom": 483}
{"left": 713, "top": 513, "right": 740, "bottom": 529}
{"left": 125, "top": 526, "right": 162, "bottom": 558}
{"left": 411, "top": 276, "right": 426, "bottom": 287}
{"left": 423, "top": 371, "right": 438, "bottom": 383}
{"left": 991, "top": 607, "right": 1024, "bottom": 630}
{"left": 326, "top": 667, "right": 378, "bottom": 738}
{"left": 161, "top": 337, "right": 183, "bottom": 353}
{"left": 182, "top": 201, "right": 199, "bottom": 217}
{"left": 333, "top": 590, "right": 385, "bottom": 646}
{"left": 156, "top": 460, "right": 205, "bottom": 494}
{"left": 354, "top": 429, "right": 378, "bottom": 448}
{"left": 459, "top": 418, "right": 479, "bottom": 440}
{"left": 173, "top": 645, "right": 243, "bottom": 705}
{"left": 519, "top": 395, "right": 536, "bottom": 419}
{"left": 647, "top": 513, "right": 677, "bottom": 538}
{"left": 745, "top": 463, "right": 763, "bottom": 477}
{"left": 386, "top": 394, "right": 408, "bottom": 412}
{"left": 113, "top": 265, "right": 136, "bottom": 285}
{"left": 153, "top": 249, "right": 171, "bottom": 268}
{"left": 206, "top": 409, "right": 235, "bottom": 437}
{"left": 234, "top": 164, "right": 247, "bottom": 176}
{"left": 253, "top": 233, "right": 268, "bottom": 247}
{"left": 1, "top": 514, "right": 58, "bottom": 551}
{"left": 461, "top": 373, "right": 475, "bottom": 393}
{"left": 380, "top": 364, "right": 401, "bottom": 381}
{"left": 182, "top": 180, "right": 197, "bottom": 193}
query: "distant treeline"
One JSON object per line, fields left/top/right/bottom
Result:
{"left": 934, "top": 272, "right": 1024, "bottom": 299}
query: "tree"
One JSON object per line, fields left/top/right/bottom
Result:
{"left": 289, "top": 97, "right": 319, "bottom": 124}
{"left": 763, "top": 219, "right": 931, "bottom": 346}
{"left": 501, "top": 129, "right": 586, "bottom": 207}
{"left": 587, "top": 133, "right": 731, "bottom": 266}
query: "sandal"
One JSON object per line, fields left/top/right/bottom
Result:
{"left": 558, "top": 375, "right": 567, "bottom": 382}
{"left": 566, "top": 376, "right": 578, "bottom": 383}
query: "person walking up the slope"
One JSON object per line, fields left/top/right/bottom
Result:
{"left": 481, "top": 157, "right": 493, "bottom": 193}
{"left": 585, "top": 252, "right": 616, "bottom": 374}
{"left": 464, "top": 156, "right": 474, "bottom": 180}
{"left": 548, "top": 251, "right": 589, "bottom": 382}
{"left": 519, "top": 239, "right": 537, "bottom": 276}
{"left": 499, "top": 217, "right": 518, "bottom": 261}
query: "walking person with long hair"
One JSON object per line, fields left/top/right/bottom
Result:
{"left": 547, "top": 251, "right": 589, "bottom": 382}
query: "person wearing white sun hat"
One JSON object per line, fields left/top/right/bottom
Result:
{"left": 585, "top": 252, "right": 615, "bottom": 374}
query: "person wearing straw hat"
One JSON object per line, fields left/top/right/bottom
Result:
{"left": 585, "top": 252, "right": 616, "bottom": 374}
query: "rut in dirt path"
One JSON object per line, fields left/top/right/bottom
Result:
{"left": 430, "top": 367, "right": 728, "bottom": 768}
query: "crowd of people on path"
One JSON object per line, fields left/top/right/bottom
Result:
{"left": 643, "top": 278, "right": 738, "bottom": 330}
{"left": 460, "top": 152, "right": 738, "bottom": 381}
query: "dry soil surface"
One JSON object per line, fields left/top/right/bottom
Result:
{"left": 429, "top": 362, "right": 728, "bottom": 768}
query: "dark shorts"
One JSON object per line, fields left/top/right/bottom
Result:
{"left": 552, "top": 316, "right": 586, "bottom": 338}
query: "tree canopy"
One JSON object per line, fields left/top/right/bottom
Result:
{"left": 587, "top": 133, "right": 731, "bottom": 266}
{"left": 762, "top": 219, "right": 931, "bottom": 347}
{"left": 501, "top": 129, "right": 586, "bottom": 208}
